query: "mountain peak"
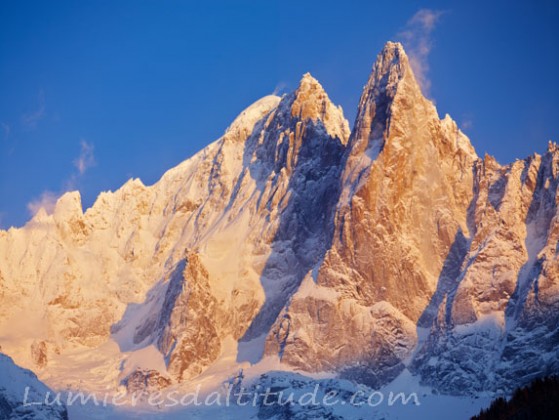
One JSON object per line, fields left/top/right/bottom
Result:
{"left": 224, "top": 95, "right": 281, "bottom": 143}
{"left": 289, "top": 73, "right": 349, "bottom": 142}
{"left": 367, "top": 41, "right": 417, "bottom": 97}
{"left": 349, "top": 41, "right": 423, "bottom": 152}
{"left": 53, "top": 191, "right": 83, "bottom": 222}
{"left": 380, "top": 40, "right": 407, "bottom": 58}
{"left": 298, "top": 72, "right": 322, "bottom": 90}
{"left": 292, "top": 72, "right": 327, "bottom": 109}
{"left": 2, "top": 39, "right": 557, "bottom": 414}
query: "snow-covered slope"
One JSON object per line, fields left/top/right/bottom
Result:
{"left": 0, "top": 353, "right": 68, "bottom": 419}
{"left": 0, "top": 41, "right": 558, "bottom": 418}
{"left": 0, "top": 71, "right": 349, "bottom": 392}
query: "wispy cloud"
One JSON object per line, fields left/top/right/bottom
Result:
{"left": 1, "top": 122, "right": 10, "bottom": 139}
{"left": 1, "top": 121, "right": 19, "bottom": 155}
{"left": 73, "top": 140, "right": 96, "bottom": 176}
{"left": 27, "top": 139, "right": 96, "bottom": 217}
{"left": 461, "top": 119, "right": 474, "bottom": 131}
{"left": 397, "top": 9, "right": 444, "bottom": 95}
{"left": 27, "top": 191, "right": 58, "bottom": 216}
{"left": 272, "top": 82, "right": 288, "bottom": 96}
{"left": 21, "top": 89, "right": 46, "bottom": 129}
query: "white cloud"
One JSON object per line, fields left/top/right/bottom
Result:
{"left": 459, "top": 112, "right": 474, "bottom": 131}
{"left": 27, "top": 191, "right": 58, "bottom": 216}
{"left": 21, "top": 89, "right": 46, "bottom": 129}
{"left": 272, "top": 82, "right": 288, "bottom": 96}
{"left": 73, "top": 140, "right": 96, "bottom": 176}
{"left": 27, "top": 140, "right": 97, "bottom": 217}
{"left": 461, "top": 119, "right": 474, "bottom": 130}
{"left": 397, "top": 9, "right": 444, "bottom": 95}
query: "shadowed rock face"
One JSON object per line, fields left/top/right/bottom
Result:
{"left": 263, "top": 43, "right": 559, "bottom": 393}
{"left": 264, "top": 42, "right": 477, "bottom": 386}
{"left": 135, "top": 74, "right": 350, "bottom": 382}
{"left": 0, "top": 42, "right": 558, "bottom": 397}
{"left": 0, "top": 354, "right": 69, "bottom": 420}
{"left": 239, "top": 75, "right": 348, "bottom": 344}
{"left": 413, "top": 145, "right": 559, "bottom": 394}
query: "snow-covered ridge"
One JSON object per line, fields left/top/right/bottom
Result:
{"left": 0, "top": 41, "right": 558, "bottom": 419}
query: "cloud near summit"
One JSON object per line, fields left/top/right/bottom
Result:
{"left": 73, "top": 140, "right": 96, "bottom": 176}
{"left": 27, "top": 140, "right": 96, "bottom": 217}
{"left": 396, "top": 9, "right": 444, "bottom": 95}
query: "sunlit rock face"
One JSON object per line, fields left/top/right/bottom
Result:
{"left": 0, "top": 41, "right": 557, "bottom": 397}
{"left": 413, "top": 144, "right": 559, "bottom": 393}
{"left": 264, "top": 42, "right": 478, "bottom": 387}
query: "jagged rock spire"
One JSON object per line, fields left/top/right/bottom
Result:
{"left": 284, "top": 72, "right": 350, "bottom": 143}
{"left": 350, "top": 41, "right": 431, "bottom": 153}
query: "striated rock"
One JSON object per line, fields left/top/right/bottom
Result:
{"left": 265, "top": 41, "right": 477, "bottom": 385}
{"left": 155, "top": 253, "right": 223, "bottom": 382}
{"left": 413, "top": 146, "right": 559, "bottom": 394}
{"left": 0, "top": 41, "right": 556, "bottom": 401}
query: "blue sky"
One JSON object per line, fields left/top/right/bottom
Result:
{"left": 1, "top": 0, "right": 558, "bottom": 228}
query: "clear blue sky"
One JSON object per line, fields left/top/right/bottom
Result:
{"left": 1, "top": 0, "right": 558, "bottom": 228}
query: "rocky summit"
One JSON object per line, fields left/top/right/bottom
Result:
{"left": 0, "top": 42, "right": 558, "bottom": 413}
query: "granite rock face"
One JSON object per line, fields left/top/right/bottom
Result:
{"left": 265, "top": 42, "right": 477, "bottom": 387}
{"left": 413, "top": 144, "right": 559, "bottom": 393}
{"left": 0, "top": 41, "right": 557, "bottom": 398}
